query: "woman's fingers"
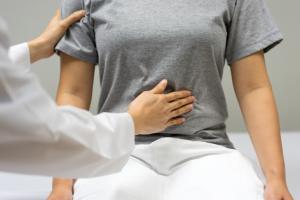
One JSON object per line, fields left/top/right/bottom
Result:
{"left": 165, "top": 90, "right": 192, "bottom": 102}
{"left": 169, "top": 104, "right": 193, "bottom": 118}
{"left": 167, "top": 96, "right": 195, "bottom": 111}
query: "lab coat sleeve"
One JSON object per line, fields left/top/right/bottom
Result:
{"left": 0, "top": 19, "right": 135, "bottom": 178}
{"left": 8, "top": 42, "right": 31, "bottom": 72}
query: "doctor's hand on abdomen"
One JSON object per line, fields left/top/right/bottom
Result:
{"left": 128, "top": 79, "right": 196, "bottom": 135}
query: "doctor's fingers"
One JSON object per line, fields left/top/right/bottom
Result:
{"left": 149, "top": 79, "right": 168, "bottom": 94}
{"left": 164, "top": 90, "right": 192, "bottom": 102}
{"left": 166, "top": 117, "right": 186, "bottom": 127}
{"left": 59, "top": 10, "right": 86, "bottom": 30}
{"left": 167, "top": 96, "right": 196, "bottom": 111}
{"left": 169, "top": 103, "right": 194, "bottom": 119}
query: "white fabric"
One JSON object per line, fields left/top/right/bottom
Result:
{"left": 73, "top": 138, "right": 264, "bottom": 200}
{"left": 1, "top": 133, "right": 300, "bottom": 200}
{"left": 131, "top": 137, "right": 235, "bottom": 175}
{"left": 8, "top": 42, "right": 31, "bottom": 71}
{"left": 0, "top": 17, "right": 135, "bottom": 178}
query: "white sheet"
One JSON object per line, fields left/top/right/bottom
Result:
{"left": 0, "top": 173, "right": 51, "bottom": 200}
{"left": 0, "top": 132, "right": 299, "bottom": 200}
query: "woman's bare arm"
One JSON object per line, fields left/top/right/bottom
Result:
{"left": 230, "top": 51, "right": 293, "bottom": 200}
{"left": 55, "top": 53, "right": 95, "bottom": 108}
{"left": 49, "top": 52, "right": 95, "bottom": 199}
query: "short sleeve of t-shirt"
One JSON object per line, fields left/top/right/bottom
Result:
{"left": 55, "top": 0, "right": 98, "bottom": 65}
{"left": 225, "top": 0, "right": 283, "bottom": 65}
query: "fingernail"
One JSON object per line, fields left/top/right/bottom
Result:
{"left": 161, "top": 79, "right": 167, "bottom": 84}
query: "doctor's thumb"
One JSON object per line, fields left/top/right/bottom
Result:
{"left": 150, "top": 79, "right": 168, "bottom": 94}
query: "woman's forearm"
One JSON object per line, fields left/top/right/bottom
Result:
{"left": 52, "top": 178, "right": 75, "bottom": 191}
{"left": 48, "top": 52, "right": 95, "bottom": 198}
{"left": 237, "top": 85, "right": 286, "bottom": 183}
{"left": 52, "top": 91, "right": 92, "bottom": 192}
{"left": 231, "top": 52, "right": 292, "bottom": 199}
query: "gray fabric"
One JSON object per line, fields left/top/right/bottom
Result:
{"left": 56, "top": 0, "right": 283, "bottom": 149}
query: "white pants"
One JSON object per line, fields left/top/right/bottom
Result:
{"left": 74, "top": 138, "right": 264, "bottom": 200}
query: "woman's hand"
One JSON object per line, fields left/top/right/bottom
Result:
{"left": 264, "top": 180, "right": 293, "bottom": 200}
{"left": 28, "top": 9, "right": 85, "bottom": 63}
{"left": 128, "top": 79, "right": 196, "bottom": 135}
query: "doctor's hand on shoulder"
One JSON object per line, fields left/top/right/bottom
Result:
{"left": 28, "top": 9, "right": 85, "bottom": 64}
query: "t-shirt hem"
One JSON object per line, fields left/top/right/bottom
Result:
{"left": 227, "top": 30, "right": 283, "bottom": 66}
{"left": 135, "top": 134, "right": 236, "bottom": 149}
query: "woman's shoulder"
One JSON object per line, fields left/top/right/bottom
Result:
{"left": 60, "top": 0, "right": 83, "bottom": 15}
{"left": 61, "top": 0, "right": 101, "bottom": 16}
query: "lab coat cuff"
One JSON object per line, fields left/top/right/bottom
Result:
{"left": 8, "top": 42, "right": 31, "bottom": 72}
{"left": 96, "top": 112, "right": 136, "bottom": 153}
{"left": 123, "top": 112, "right": 136, "bottom": 137}
{"left": 114, "top": 112, "right": 136, "bottom": 146}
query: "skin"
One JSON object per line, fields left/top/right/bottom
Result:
{"left": 231, "top": 51, "right": 293, "bottom": 200}
{"left": 37, "top": 8, "right": 293, "bottom": 200}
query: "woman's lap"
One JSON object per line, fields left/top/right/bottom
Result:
{"left": 73, "top": 149, "right": 264, "bottom": 200}
{"left": 165, "top": 150, "right": 264, "bottom": 200}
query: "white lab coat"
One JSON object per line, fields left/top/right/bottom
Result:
{"left": 0, "top": 18, "right": 135, "bottom": 178}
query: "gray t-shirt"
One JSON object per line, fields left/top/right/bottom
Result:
{"left": 56, "top": 0, "right": 283, "bottom": 149}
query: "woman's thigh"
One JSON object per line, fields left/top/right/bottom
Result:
{"left": 165, "top": 150, "right": 265, "bottom": 200}
{"left": 74, "top": 149, "right": 264, "bottom": 200}
{"left": 73, "top": 157, "right": 163, "bottom": 200}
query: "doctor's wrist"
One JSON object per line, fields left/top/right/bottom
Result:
{"left": 128, "top": 111, "right": 143, "bottom": 135}
{"left": 28, "top": 37, "right": 53, "bottom": 64}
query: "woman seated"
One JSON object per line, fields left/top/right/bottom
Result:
{"left": 48, "top": 0, "right": 292, "bottom": 199}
